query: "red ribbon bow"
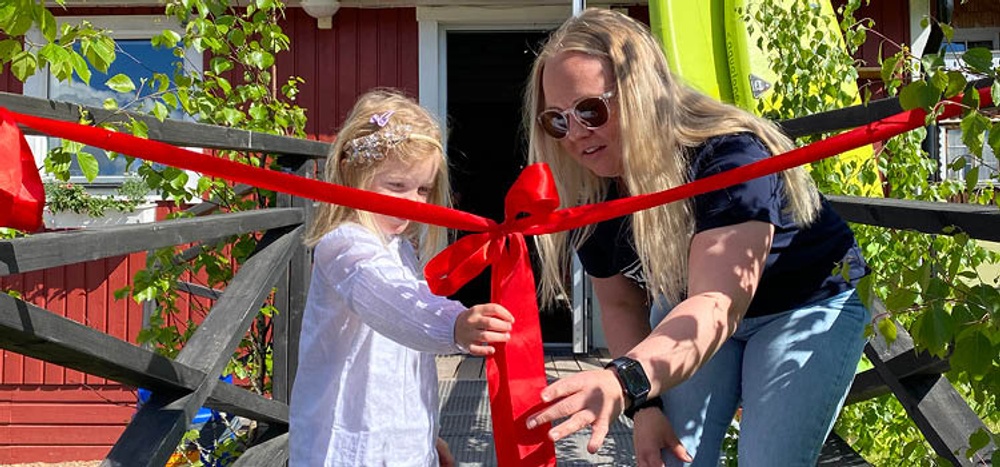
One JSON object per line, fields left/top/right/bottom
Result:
{"left": 426, "top": 164, "right": 560, "bottom": 466}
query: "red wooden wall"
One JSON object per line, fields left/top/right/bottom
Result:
{"left": 0, "top": 6, "right": 418, "bottom": 464}
{"left": 279, "top": 7, "right": 420, "bottom": 142}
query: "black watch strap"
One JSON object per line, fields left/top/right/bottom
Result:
{"left": 623, "top": 395, "right": 662, "bottom": 420}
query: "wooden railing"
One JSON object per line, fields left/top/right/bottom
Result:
{"left": 0, "top": 90, "right": 324, "bottom": 466}
{"left": 784, "top": 88, "right": 998, "bottom": 466}
{"left": 0, "top": 89, "right": 997, "bottom": 466}
{"left": 820, "top": 195, "right": 999, "bottom": 466}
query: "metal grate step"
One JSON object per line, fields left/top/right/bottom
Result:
{"left": 438, "top": 379, "right": 636, "bottom": 466}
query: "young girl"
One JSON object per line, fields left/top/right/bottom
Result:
{"left": 290, "top": 89, "right": 515, "bottom": 467}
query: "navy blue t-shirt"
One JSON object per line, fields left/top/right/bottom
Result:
{"left": 576, "top": 132, "right": 869, "bottom": 318}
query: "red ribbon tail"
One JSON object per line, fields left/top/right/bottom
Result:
{"left": 487, "top": 235, "right": 556, "bottom": 466}
{"left": 0, "top": 109, "right": 45, "bottom": 232}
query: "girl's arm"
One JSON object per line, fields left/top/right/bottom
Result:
{"left": 316, "top": 226, "right": 470, "bottom": 354}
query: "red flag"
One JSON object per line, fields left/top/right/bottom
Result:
{"left": 0, "top": 109, "right": 45, "bottom": 232}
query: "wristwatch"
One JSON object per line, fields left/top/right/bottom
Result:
{"left": 604, "top": 356, "right": 651, "bottom": 417}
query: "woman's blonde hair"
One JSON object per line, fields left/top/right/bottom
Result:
{"left": 304, "top": 89, "right": 451, "bottom": 264}
{"left": 526, "top": 8, "right": 820, "bottom": 305}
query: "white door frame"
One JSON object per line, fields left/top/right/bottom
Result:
{"left": 416, "top": 5, "right": 598, "bottom": 353}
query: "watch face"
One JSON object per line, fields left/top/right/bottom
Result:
{"left": 619, "top": 360, "right": 651, "bottom": 396}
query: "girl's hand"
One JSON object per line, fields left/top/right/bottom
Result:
{"left": 632, "top": 406, "right": 691, "bottom": 466}
{"left": 525, "top": 369, "right": 625, "bottom": 454}
{"left": 454, "top": 303, "right": 514, "bottom": 356}
{"left": 435, "top": 437, "right": 455, "bottom": 467}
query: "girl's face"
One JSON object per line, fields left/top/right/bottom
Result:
{"left": 368, "top": 155, "right": 439, "bottom": 236}
{"left": 540, "top": 52, "right": 622, "bottom": 178}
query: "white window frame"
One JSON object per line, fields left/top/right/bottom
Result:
{"left": 950, "top": 27, "right": 1000, "bottom": 50}
{"left": 24, "top": 15, "right": 202, "bottom": 192}
{"left": 938, "top": 124, "right": 1000, "bottom": 186}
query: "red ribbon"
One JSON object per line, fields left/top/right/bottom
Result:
{"left": 425, "top": 164, "right": 560, "bottom": 465}
{"left": 0, "top": 86, "right": 991, "bottom": 466}
{"left": 0, "top": 109, "right": 45, "bottom": 232}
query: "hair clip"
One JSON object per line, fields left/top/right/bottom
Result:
{"left": 343, "top": 124, "right": 414, "bottom": 165}
{"left": 370, "top": 110, "right": 395, "bottom": 127}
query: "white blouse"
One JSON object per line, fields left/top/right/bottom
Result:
{"left": 289, "top": 223, "right": 466, "bottom": 467}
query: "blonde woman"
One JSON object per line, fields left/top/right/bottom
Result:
{"left": 290, "top": 89, "right": 515, "bottom": 467}
{"left": 523, "top": 9, "right": 869, "bottom": 467}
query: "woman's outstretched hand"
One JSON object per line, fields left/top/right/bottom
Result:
{"left": 525, "top": 368, "right": 625, "bottom": 454}
{"left": 632, "top": 406, "right": 692, "bottom": 466}
{"left": 453, "top": 303, "right": 515, "bottom": 356}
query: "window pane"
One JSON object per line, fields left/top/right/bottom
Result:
{"left": 49, "top": 39, "right": 183, "bottom": 179}
{"left": 944, "top": 128, "right": 999, "bottom": 183}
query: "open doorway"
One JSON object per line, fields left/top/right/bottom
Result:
{"left": 444, "top": 30, "right": 573, "bottom": 346}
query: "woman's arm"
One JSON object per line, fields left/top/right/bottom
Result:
{"left": 526, "top": 220, "right": 774, "bottom": 451}
{"left": 590, "top": 273, "right": 651, "bottom": 357}
{"left": 631, "top": 220, "right": 773, "bottom": 396}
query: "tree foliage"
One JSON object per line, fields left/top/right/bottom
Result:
{"left": 745, "top": 0, "right": 999, "bottom": 465}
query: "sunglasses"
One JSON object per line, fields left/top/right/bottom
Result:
{"left": 537, "top": 91, "right": 615, "bottom": 139}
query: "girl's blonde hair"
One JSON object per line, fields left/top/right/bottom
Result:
{"left": 304, "top": 89, "right": 451, "bottom": 264}
{"left": 525, "top": 8, "right": 820, "bottom": 305}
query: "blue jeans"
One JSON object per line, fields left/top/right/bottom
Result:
{"left": 649, "top": 289, "right": 868, "bottom": 467}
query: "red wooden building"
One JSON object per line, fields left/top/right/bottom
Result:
{"left": 0, "top": 0, "right": 936, "bottom": 463}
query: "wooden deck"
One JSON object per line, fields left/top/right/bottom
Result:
{"left": 436, "top": 352, "right": 637, "bottom": 466}
{"left": 435, "top": 353, "right": 875, "bottom": 467}
{"left": 436, "top": 351, "right": 613, "bottom": 382}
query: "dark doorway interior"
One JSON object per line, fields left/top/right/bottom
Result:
{"left": 445, "top": 30, "right": 572, "bottom": 344}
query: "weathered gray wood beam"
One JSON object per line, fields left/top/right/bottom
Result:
{"left": 176, "top": 281, "right": 223, "bottom": 300}
{"left": 272, "top": 160, "right": 315, "bottom": 404}
{"left": 817, "top": 432, "right": 872, "bottom": 466}
{"left": 0, "top": 91, "right": 328, "bottom": 158}
{"left": 0, "top": 208, "right": 303, "bottom": 276}
{"left": 0, "top": 292, "right": 202, "bottom": 391}
{"left": 206, "top": 383, "right": 288, "bottom": 425}
{"left": 828, "top": 195, "right": 1000, "bottom": 242}
{"left": 846, "top": 346, "right": 949, "bottom": 405}
{"left": 0, "top": 293, "right": 288, "bottom": 424}
{"left": 778, "top": 78, "right": 992, "bottom": 139}
{"left": 230, "top": 431, "right": 289, "bottom": 466}
{"left": 867, "top": 319, "right": 996, "bottom": 465}
{"left": 105, "top": 225, "right": 301, "bottom": 467}
{"left": 780, "top": 96, "right": 903, "bottom": 139}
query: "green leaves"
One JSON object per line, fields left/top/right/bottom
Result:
{"left": 912, "top": 303, "right": 955, "bottom": 358}
{"left": 105, "top": 73, "right": 137, "bottom": 93}
{"left": 962, "top": 48, "right": 995, "bottom": 74}
{"left": 899, "top": 81, "right": 941, "bottom": 111}
{"left": 959, "top": 112, "right": 989, "bottom": 158}
{"left": 877, "top": 317, "right": 898, "bottom": 344}
{"left": 756, "top": 2, "right": 1000, "bottom": 464}
{"left": 8, "top": 50, "right": 36, "bottom": 81}
{"left": 75, "top": 151, "right": 99, "bottom": 182}
{"left": 951, "top": 331, "right": 994, "bottom": 381}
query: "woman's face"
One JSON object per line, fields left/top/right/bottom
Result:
{"left": 540, "top": 52, "right": 622, "bottom": 178}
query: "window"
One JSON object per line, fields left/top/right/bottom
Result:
{"left": 24, "top": 16, "right": 202, "bottom": 186}
{"left": 942, "top": 27, "right": 1000, "bottom": 78}
{"left": 941, "top": 127, "right": 1000, "bottom": 185}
